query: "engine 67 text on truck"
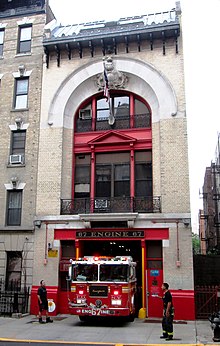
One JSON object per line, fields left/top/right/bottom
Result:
{"left": 67, "top": 256, "right": 137, "bottom": 321}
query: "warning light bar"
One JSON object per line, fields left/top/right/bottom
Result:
{"left": 71, "top": 255, "right": 134, "bottom": 263}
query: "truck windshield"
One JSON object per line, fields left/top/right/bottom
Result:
{"left": 73, "top": 264, "right": 98, "bottom": 282}
{"left": 100, "top": 264, "right": 129, "bottom": 282}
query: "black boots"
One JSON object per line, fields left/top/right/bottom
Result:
{"left": 39, "top": 317, "right": 53, "bottom": 323}
{"left": 160, "top": 334, "right": 168, "bottom": 339}
{"left": 46, "top": 317, "right": 53, "bottom": 323}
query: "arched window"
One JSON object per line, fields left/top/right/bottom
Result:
{"left": 75, "top": 91, "right": 151, "bottom": 133}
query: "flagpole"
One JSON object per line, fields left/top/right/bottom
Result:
{"left": 103, "top": 60, "right": 115, "bottom": 125}
{"left": 108, "top": 98, "right": 115, "bottom": 126}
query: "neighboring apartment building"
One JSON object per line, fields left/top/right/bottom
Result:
{"left": 28, "top": 1, "right": 194, "bottom": 320}
{"left": 200, "top": 134, "right": 220, "bottom": 254}
{"left": 0, "top": 0, "right": 54, "bottom": 293}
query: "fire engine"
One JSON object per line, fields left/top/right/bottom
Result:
{"left": 67, "top": 256, "right": 137, "bottom": 321}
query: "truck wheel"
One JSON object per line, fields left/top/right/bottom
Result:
{"left": 128, "top": 313, "right": 135, "bottom": 322}
{"left": 79, "top": 316, "right": 87, "bottom": 322}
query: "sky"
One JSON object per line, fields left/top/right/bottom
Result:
{"left": 49, "top": 0, "right": 220, "bottom": 233}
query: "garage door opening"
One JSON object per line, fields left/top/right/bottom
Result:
{"left": 82, "top": 239, "right": 142, "bottom": 314}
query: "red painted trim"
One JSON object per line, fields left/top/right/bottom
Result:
{"left": 90, "top": 150, "right": 95, "bottom": 204}
{"left": 92, "top": 98, "right": 96, "bottom": 131}
{"left": 71, "top": 154, "right": 75, "bottom": 199}
{"left": 145, "top": 228, "right": 169, "bottom": 239}
{"left": 74, "top": 142, "right": 152, "bottom": 154}
{"left": 54, "top": 228, "right": 169, "bottom": 240}
{"left": 30, "top": 287, "right": 195, "bottom": 320}
{"left": 130, "top": 148, "right": 135, "bottom": 198}
{"left": 54, "top": 230, "right": 76, "bottom": 239}
{"left": 141, "top": 239, "right": 147, "bottom": 309}
{"left": 74, "top": 128, "right": 152, "bottom": 154}
{"left": 30, "top": 286, "right": 59, "bottom": 316}
{"left": 171, "top": 290, "right": 195, "bottom": 320}
{"left": 88, "top": 129, "right": 136, "bottom": 145}
{"left": 130, "top": 93, "right": 135, "bottom": 128}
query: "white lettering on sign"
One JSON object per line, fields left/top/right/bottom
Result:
{"left": 76, "top": 231, "right": 144, "bottom": 238}
{"left": 82, "top": 309, "right": 92, "bottom": 314}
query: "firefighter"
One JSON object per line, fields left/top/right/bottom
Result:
{"left": 160, "top": 282, "right": 174, "bottom": 340}
{"left": 37, "top": 280, "right": 53, "bottom": 324}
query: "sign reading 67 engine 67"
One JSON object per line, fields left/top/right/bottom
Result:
{"left": 76, "top": 230, "right": 144, "bottom": 238}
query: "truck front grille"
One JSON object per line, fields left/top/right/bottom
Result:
{"left": 89, "top": 285, "right": 108, "bottom": 297}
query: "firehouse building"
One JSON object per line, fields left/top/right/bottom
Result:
{"left": 28, "top": 3, "right": 194, "bottom": 319}
{"left": 28, "top": 4, "right": 194, "bottom": 320}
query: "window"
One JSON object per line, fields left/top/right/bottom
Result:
{"left": 14, "top": 78, "right": 29, "bottom": 109}
{"left": 135, "top": 163, "right": 152, "bottom": 197}
{"left": 6, "top": 190, "right": 22, "bottom": 226}
{"left": 76, "top": 91, "right": 150, "bottom": 132}
{"left": 6, "top": 251, "right": 22, "bottom": 290}
{"left": 0, "top": 29, "right": 4, "bottom": 56}
{"left": 11, "top": 130, "right": 26, "bottom": 155}
{"left": 114, "top": 96, "right": 129, "bottom": 117}
{"left": 135, "top": 99, "right": 150, "bottom": 115}
{"left": 96, "top": 95, "right": 130, "bottom": 120}
{"left": 61, "top": 240, "right": 75, "bottom": 259}
{"left": 146, "top": 241, "right": 162, "bottom": 258}
{"left": 96, "top": 165, "right": 111, "bottom": 197}
{"left": 95, "top": 153, "right": 130, "bottom": 197}
{"left": 18, "top": 25, "right": 32, "bottom": 54}
{"left": 135, "top": 151, "right": 152, "bottom": 197}
{"left": 146, "top": 241, "right": 162, "bottom": 270}
{"left": 100, "top": 264, "right": 129, "bottom": 282}
{"left": 114, "top": 164, "right": 130, "bottom": 197}
{"left": 73, "top": 264, "right": 98, "bottom": 282}
{"left": 97, "top": 98, "right": 110, "bottom": 120}
{"left": 74, "top": 154, "right": 91, "bottom": 198}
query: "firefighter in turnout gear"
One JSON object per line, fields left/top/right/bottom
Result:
{"left": 160, "top": 282, "right": 174, "bottom": 340}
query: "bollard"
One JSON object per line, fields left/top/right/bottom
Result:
{"left": 138, "top": 307, "right": 146, "bottom": 319}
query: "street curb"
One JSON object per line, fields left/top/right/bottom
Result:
{"left": 0, "top": 339, "right": 214, "bottom": 346}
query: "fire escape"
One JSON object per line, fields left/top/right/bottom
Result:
{"left": 211, "top": 162, "right": 220, "bottom": 251}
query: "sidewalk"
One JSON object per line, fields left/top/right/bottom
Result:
{"left": 0, "top": 314, "right": 215, "bottom": 345}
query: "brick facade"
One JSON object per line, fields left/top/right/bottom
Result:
{"left": 0, "top": 2, "right": 50, "bottom": 288}
{"left": 33, "top": 7, "right": 193, "bottom": 297}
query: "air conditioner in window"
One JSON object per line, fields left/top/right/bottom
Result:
{"left": 79, "top": 109, "right": 92, "bottom": 120}
{"left": 94, "top": 199, "right": 108, "bottom": 209}
{"left": 9, "top": 154, "right": 23, "bottom": 164}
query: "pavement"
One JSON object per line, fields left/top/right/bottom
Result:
{"left": 0, "top": 314, "right": 216, "bottom": 346}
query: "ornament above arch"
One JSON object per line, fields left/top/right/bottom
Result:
{"left": 96, "top": 56, "right": 128, "bottom": 90}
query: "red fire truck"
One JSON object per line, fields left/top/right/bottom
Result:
{"left": 67, "top": 256, "right": 137, "bottom": 321}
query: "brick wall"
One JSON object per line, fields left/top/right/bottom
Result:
{"left": 0, "top": 12, "right": 46, "bottom": 285}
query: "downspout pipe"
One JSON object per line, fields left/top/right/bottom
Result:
{"left": 176, "top": 221, "right": 181, "bottom": 267}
